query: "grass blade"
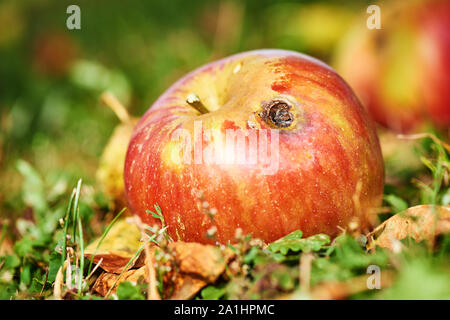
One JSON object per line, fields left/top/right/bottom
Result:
{"left": 72, "top": 179, "right": 82, "bottom": 239}
{"left": 61, "top": 189, "right": 76, "bottom": 270}
{"left": 86, "top": 207, "right": 127, "bottom": 276}
{"left": 76, "top": 205, "right": 85, "bottom": 295}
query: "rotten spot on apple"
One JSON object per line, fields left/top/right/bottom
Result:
{"left": 268, "top": 103, "right": 293, "bottom": 127}
{"left": 259, "top": 96, "right": 299, "bottom": 129}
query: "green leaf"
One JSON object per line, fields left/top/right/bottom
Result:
{"left": 29, "top": 274, "right": 45, "bottom": 293}
{"left": 268, "top": 251, "right": 287, "bottom": 263}
{"left": 47, "top": 252, "right": 62, "bottom": 283}
{"left": 14, "top": 237, "right": 35, "bottom": 257}
{"left": 384, "top": 194, "right": 408, "bottom": 213}
{"left": 0, "top": 283, "right": 18, "bottom": 300}
{"left": 311, "top": 256, "right": 352, "bottom": 285}
{"left": 277, "top": 272, "right": 295, "bottom": 291}
{"left": 116, "top": 281, "right": 145, "bottom": 300}
{"left": 20, "top": 264, "right": 31, "bottom": 286}
{"left": 268, "top": 230, "right": 330, "bottom": 255}
{"left": 200, "top": 285, "right": 226, "bottom": 300}
{"left": 243, "top": 247, "right": 260, "bottom": 265}
{"left": 16, "top": 160, "right": 47, "bottom": 215}
{"left": 2, "top": 254, "right": 20, "bottom": 270}
{"left": 79, "top": 294, "right": 105, "bottom": 300}
{"left": 332, "top": 234, "right": 389, "bottom": 270}
{"left": 70, "top": 60, "right": 131, "bottom": 105}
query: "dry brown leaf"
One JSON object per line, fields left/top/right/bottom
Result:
{"left": 84, "top": 253, "right": 145, "bottom": 274}
{"left": 93, "top": 266, "right": 148, "bottom": 297}
{"left": 367, "top": 205, "right": 450, "bottom": 251}
{"left": 169, "top": 274, "right": 208, "bottom": 300}
{"left": 0, "top": 220, "right": 13, "bottom": 256}
{"left": 91, "top": 241, "right": 235, "bottom": 299}
{"left": 0, "top": 234, "right": 13, "bottom": 256}
{"left": 169, "top": 241, "right": 235, "bottom": 282}
{"left": 53, "top": 264, "right": 64, "bottom": 300}
{"left": 92, "top": 266, "right": 208, "bottom": 300}
{"left": 167, "top": 242, "right": 235, "bottom": 299}
{"left": 84, "top": 218, "right": 144, "bottom": 273}
{"left": 87, "top": 215, "right": 236, "bottom": 299}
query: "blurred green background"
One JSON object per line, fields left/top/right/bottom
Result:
{"left": 0, "top": 0, "right": 373, "bottom": 218}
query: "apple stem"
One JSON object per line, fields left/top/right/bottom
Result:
{"left": 186, "top": 93, "right": 209, "bottom": 114}
{"left": 100, "top": 91, "right": 131, "bottom": 123}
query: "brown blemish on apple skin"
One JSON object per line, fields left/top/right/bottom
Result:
{"left": 267, "top": 102, "right": 294, "bottom": 128}
{"left": 259, "top": 96, "right": 300, "bottom": 130}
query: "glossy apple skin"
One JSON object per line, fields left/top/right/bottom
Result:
{"left": 124, "top": 49, "right": 384, "bottom": 244}
{"left": 334, "top": 0, "right": 450, "bottom": 132}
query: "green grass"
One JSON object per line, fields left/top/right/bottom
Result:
{"left": 0, "top": 133, "right": 449, "bottom": 300}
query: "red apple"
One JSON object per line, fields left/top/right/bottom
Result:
{"left": 333, "top": 0, "right": 450, "bottom": 132}
{"left": 124, "top": 49, "right": 384, "bottom": 244}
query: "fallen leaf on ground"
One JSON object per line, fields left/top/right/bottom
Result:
{"left": 169, "top": 242, "right": 235, "bottom": 282}
{"left": 92, "top": 265, "right": 209, "bottom": 299}
{"left": 93, "top": 266, "right": 147, "bottom": 297}
{"left": 367, "top": 205, "right": 450, "bottom": 251}
{"left": 0, "top": 232, "right": 13, "bottom": 256}
{"left": 84, "top": 218, "right": 144, "bottom": 273}
{"left": 168, "top": 274, "right": 208, "bottom": 300}
{"left": 91, "top": 240, "right": 235, "bottom": 299}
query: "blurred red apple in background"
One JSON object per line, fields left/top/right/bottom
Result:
{"left": 333, "top": 0, "right": 450, "bottom": 132}
{"left": 124, "top": 49, "right": 384, "bottom": 244}
{"left": 33, "top": 31, "right": 78, "bottom": 76}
